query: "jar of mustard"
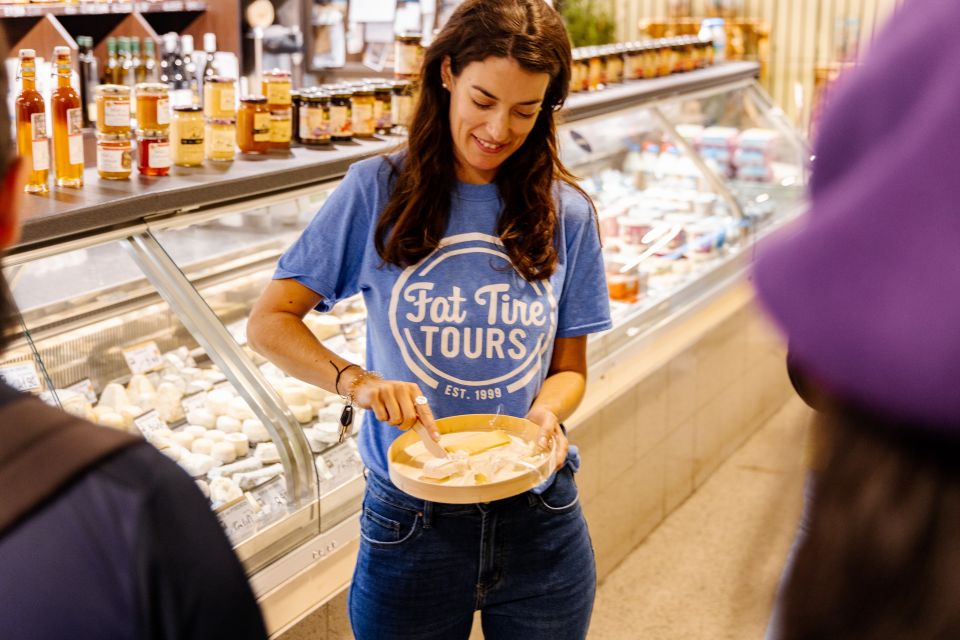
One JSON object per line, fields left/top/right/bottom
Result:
{"left": 205, "top": 118, "right": 236, "bottom": 162}
{"left": 171, "top": 105, "right": 204, "bottom": 167}
{"left": 203, "top": 76, "right": 237, "bottom": 120}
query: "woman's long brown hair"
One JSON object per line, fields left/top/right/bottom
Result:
{"left": 376, "top": 0, "right": 580, "bottom": 281}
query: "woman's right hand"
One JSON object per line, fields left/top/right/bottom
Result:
{"left": 351, "top": 375, "right": 441, "bottom": 442}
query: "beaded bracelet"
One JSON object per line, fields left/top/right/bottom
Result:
{"left": 329, "top": 361, "right": 382, "bottom": 443}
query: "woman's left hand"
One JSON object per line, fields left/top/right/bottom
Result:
{"left": 526, "top": 405, "right": 568, "bottom": 471}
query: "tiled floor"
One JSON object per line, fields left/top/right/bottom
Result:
{"left": 586, "top": 395, "right": 810, "bottom": 640}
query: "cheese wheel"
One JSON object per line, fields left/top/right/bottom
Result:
{"left": 126, "top": 374, "right": 155, "bottom": 406}
{"left": 184, "top": 425, "right": 209, "bottom": 439}
{"left": 290, "top": 403, "right": 314, "bottom": 424}
{"left": 191, "top": 437, "right": 214, "bottom": 455}
{"left": 206, "top": 389, "right": 233, "bottom": 416}
{"left": 255, "top": 442, "right": 281, "bottom": 464}
{"left": 160, "top": 445, "right": 183, "bottom": 462}
{"left": 97, "top": 411, "right": 125, "bottom": 430}
{"left": 209, "top": 477, "right": 243, "bottom": 505}
{"left": 280, "top": 386, "right": 309, "bottom": 406}
{"left": 206, "top": 429, "right": 226, "bottom": 442}
{"left": 138, "top": 391, "right": 157, "bottom": 412}
{"left": 242, "top": 419, "right": 270, "bottom": 443}
{"left": 179, "top": 452, "right": 216, "bottom": 477}
{"left": 186, "top": 408, "right": 216, "bottom": 429}
{"left": 225, "top": 433, "right": 250, "bottom": 457}
{"left": 172, "top": 432, "right": 196, "bottom": 448}
{"left": 216, "top": 415, "right": 242, "bottom": 433}
{"left": 228, "top": 396, "right": 256, "bottom": 421}
{"left": 100, "top": 383, "right": 130, "bottom": 410}
{"left": 155, "top": 382, "right": 184, "bottom": 423}
{"left": 211, "top": 441, "right": 238, "bottom": 464}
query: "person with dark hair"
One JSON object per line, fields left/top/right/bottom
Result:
{"left": 753, "top": 0, "right": 960, "bottom": 637}
{"left": 247, "top": 0, "right": 611, "bottom": 637}
{"left": 0, "top": 34, "right": 267, "bottom": 640}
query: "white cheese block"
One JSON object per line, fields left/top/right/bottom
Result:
{"left": 137, "top": 391, "right": 157, "bottom": 411}
{"left": 172, "top": 431, "right": 196, "bottom": 448}
{"left": 144, "top": 427, "right": 174, "bottom": 446}
{"left": 208, "top": 456, "right": 262, "bottom": 479}
{"left": 255, "top": 442, "right": 281, "bottom": 464}
{"left": 316, "top": 406, "right": 342, "bottom": 423}
{"left": 225, "top": 433, "right": 250, "bottom": 457}
{"left": 209, "top": 477, "right": 243, "bottom": 505}
{"left": 162, "top": 374, "right": 187, "bottom": 393}
{"left": 191, "top": 437, "right": 214, "bottom": 455}
{"left": 97, "top": 411, "right": 126, "bottom": 430}
{"left": 211, "top": 441, "right": 238, "bottom": 464}
{"left": 235, "top": 463, "right": 283, "bottom": 490}
{"left": 313, "top": 422, "right": 341, "bottom": 444}
{"left": 126, "top": 374, "right": 155, "bottom": 406}
{"left": 205, "top": 429, "right": 226, "bottom": 442}
{"left": 155, "top": 382, "right": 184, "bottom": 423}
{"left": 186, "top": 408, "right": 216, "bottom": 429}
{"left": 280, "top": 386, "right": 309, "bottom": 406}
{"left": 216, "top": 415, "right": 241, "bottom": 434}
{"left": 179, "top": 452, "right": 216, "bottom": 477}
{"left": 290, "top": 403, "right": 314, "bottom": 424}
{"left": 303, "top": 429, "right": 327, "bottom": 453}
{"left": 421, "top": 453, "right": 469, "bottom": 480}
{"left": 160, "top": 445, "right": 184, "bottom": 462}
{"left": 100, "top": 383, "right": 130, "bottom": 410}
{"left": 59, "top": 390, "right": 90, "bottom": 419}
{"left": 242, "top": 419, "right": 270, "bottom": 443}
{"left": 183, "top": 425, "right": 209, "bottom": 439}
{"left": 119, "top": 405, "right": 143, "bottom": 430}
{"left": 206, "top": 388, "right": 234, "bottom": 416}
{"left": 228, "top": 396, "right": 256, "bottom": 421}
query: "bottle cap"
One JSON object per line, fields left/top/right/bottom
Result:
{"left": 53, "top": 46, "right": 69, "bottom": 57}
{"left": 182, "top": 34, "right": 194, "bottom": 53}
{"left": 19, "top": 49, "right": 36, "bottom": 58}
{"left": 204, "top": 33, "right": 217, "bottom": 52}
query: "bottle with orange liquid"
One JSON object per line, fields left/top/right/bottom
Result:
{"left": 51, "top": 46, "right": 84, "bottom": 188}
{"left": 15, "top": 49, "right": 49, "bottom": 194}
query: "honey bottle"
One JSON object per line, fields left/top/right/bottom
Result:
{"left": 51, "top": 46, "right": 84, "bottom": 188}
{"left": 15, "top": 49, "right": 49, "bottom": 194}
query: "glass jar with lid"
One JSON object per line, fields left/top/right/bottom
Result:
{"left": 203, "top": 76, "right": 237, "bottom": 120}
{"left": 135, "top": 83, "right": 170, "bottom": 132}
{"left": 268, "top": 108, "right": 292, "bottom": 150}
{"left": 95, "top": 84, "right": 131, "bottom": 135}
{"left": 290, "top": 89, "right": 303, "bottom": 143}
{"left": 205, "top": 118, "right": 236, "bottom": 162}
{"left": 262, "top": 69, "right": 292, "bottom": 108}
{"left": 171, "top": 105, "right": 204, "bottom": 167}
{"left": 238, "top": 96, "right": 271, "bottom": 154}
{"left": 605, "top": 45, "right": 624, "bottom": 84}
{"left": 96, "top": 133, "right": 132, "bottom": 180}
{"left": 299, "top": 91, "right": 331, "bottom": 146}
{"left": 137, "top": 129, "right": 170, "bottom": 176}
{"left": 390, "top": 80, "right": 413, "bottom": 134}
{"left": 373, "top": 82, "right": 392, "bottom": 135}
{"left": 351, "top": 84, "right": 376, "bottom": 139}
{"left": 329, "top": 86, "right": 353, "bottom": 142}
{"left": 394, "top": 32, "right": 423, "bottom": 80}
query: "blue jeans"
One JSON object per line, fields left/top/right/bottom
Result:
{"left": 349, "top": 465, "right": 596, "bottom": 640}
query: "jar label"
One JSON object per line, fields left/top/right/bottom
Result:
{"left": 157, "top": 98, "right": 170, "bottom": 125}
{"left": 305, "top": 106, "right": 328, "bottom": 138}
{"left": 104, "top": 100, "right": 130, "bottom": 127}
{"left": 253, "top": 112, "right": 271, "bottom": 141}
{"left": 176, "top": 119, "right": 205, "bottom": 144}
{"left": 207, "top": 126, "right": 235, "bottom": 154}
{"left": 68, "top": 131, "right": 84, "bottom": 167}
{"left": 220, "top": 87, "right": 236, "bottom": 113}
{"left": 353, "top": 103, "right": 374, "bottom": 134}
{"left": 395, "top": 41, "right": 422, "bottom": 76}
{"left": 329, "top": 105, "right": 352, "bottom": 135}
{"left": 97, "top": 143, "right": 132, "bottom": 173}
{"left": 266, "top": 82, "right": 291, "bottom": 106}
{"left": 269, "top": 112, "right": 292, "bottom": 142}
{"left": 148, "top": 141, "right": 171, "bottom": 168}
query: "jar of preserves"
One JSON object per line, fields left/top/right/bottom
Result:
{"left": 137, "top": 129, "right": 170, "bottom": 176}
{"left": 268, "top": 108, "right": 292, "bottom": 150}
{"left": 606, "top": 45, "right": 624, "bottom": 85}
{"left": 171, "top": 105, "right": 204, "bottom": 166}
{"left": 394, "top": 33, "right": 423, "bottom": 80}
{"left": 390, "top": 80, "right": 413, "bottom": 133}
{"left": 329, "top": 87, "right": 353, "bottom": 142}
{"left": 135, "top": 83, "right": 170, "bottom": 132}
{"left": 299, "top": 91, "right": 331, "bottom": 146}
{"left": 658, "top": 41, "right": 674, "bottom": 77}
{"left": 96, "top": 133, "right": 132, "bottom": 180}
{"left": 290, "top": 89, "right": 302, "bottom": 143}
{"left": 203, "top": 76, "right": 237, "bottom": 120}
{"left": 587, "top": 47, "right": 604, "bottom": 91}
{"left": 351, "top": 84, "right": 376, "bottom": 139}
{"left": 238, "top": 96, "right": 270, "bottom": 154}
{"left": 373, "top": 82, "right": 392, "bottom": 135}
{"left": 205, "top": 118, "right": 236, "bottom": 162}
{"left": 95, "top": 84, "right": 131, "bottom": 135}
{"left": 262, "top": 69, "right": 292, "bottom": 108}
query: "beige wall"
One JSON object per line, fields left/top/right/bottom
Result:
{"left": 610, "top": 0, "right": 907, "bottom": 130}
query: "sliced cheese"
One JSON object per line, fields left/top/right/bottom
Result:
{"left": 447, "top": 430, "right": 511, "bottom": 455}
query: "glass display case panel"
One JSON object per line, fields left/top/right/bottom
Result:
{"left": 150, "top": 184, "right": 367, "bottom": 533}
{"left": 1, "top": 237, "right": 304, "bottom": 552}
{"left": 660, "top": 81, "right": 808, "bottom": 224}
{"left": 560, "top": 106, "right": 750, "bottom": 356}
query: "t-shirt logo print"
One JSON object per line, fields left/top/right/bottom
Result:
{"left": 388, "top": 233, "right": 557, "bottom": 399}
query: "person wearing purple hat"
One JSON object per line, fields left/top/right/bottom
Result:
{"left": 754, "top": 0, "right": 960, "bottom": 637}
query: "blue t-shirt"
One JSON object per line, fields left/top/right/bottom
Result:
{"left": 275, "top": 155, "right": 612, "bottom": 479}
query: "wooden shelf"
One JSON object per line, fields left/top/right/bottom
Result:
{"left": 0, "top": 1, "right": 206, "bottom": 19}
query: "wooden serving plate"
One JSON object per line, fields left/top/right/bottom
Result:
{"left": 387, "top": 413, "right": 555, "bottom": 504}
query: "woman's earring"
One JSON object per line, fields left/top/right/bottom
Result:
{"left": 442, "top": 83, "right": 448, "bottom": 89}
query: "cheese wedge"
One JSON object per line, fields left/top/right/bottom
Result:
{"left": 447, "top": 430, "right": 512, "bottom": 455}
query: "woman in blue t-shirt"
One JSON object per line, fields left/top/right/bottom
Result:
{"left": 248, "top": 1, "right": 612, "bottom": 637}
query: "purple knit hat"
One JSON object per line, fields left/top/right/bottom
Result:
{"left": 753, "top": 0, "right": 960, "bottom": 428}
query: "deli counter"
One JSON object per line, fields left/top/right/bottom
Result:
{"left": 1, "top": 61, "right": 806, "bottom": 636}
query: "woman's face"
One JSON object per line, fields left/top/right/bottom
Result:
{"left": 441, "top": 56, "right": 550, "bottom": 184}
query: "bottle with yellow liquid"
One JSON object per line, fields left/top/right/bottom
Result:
{"left": 51, "top": 46, "right": 84, "bottom": 188}
{"left": 15, "top": 49, "right": 49, "bottom": 194}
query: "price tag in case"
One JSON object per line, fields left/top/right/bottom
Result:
{"left": 66, "top": 378, "right": 98, "bottom": 404}
{"left": 122, "top": 341, "right": 164, "bottom": 375}
{"left": 0, "top": 361, "right": 43, "bottom": 393}
{"left": 181, "top": 391, "right": 208, "bottom": 413}
{"left": 216, "top": 493, "right": 260, "bottom": 546}
{"left": 133, "top": 410, "right": 168, "bottom": 437}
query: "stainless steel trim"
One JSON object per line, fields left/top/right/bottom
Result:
{"left": 5, "top": 224, "right": 150, "bottom": 266}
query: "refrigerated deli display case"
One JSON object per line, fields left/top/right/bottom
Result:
{"left": 1, "top": 61, "right": 805, "bottom": 636}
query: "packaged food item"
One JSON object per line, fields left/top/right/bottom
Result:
{"left": 171, "top": 105, "right": 204, "bottom": 166}
{"left": 203, "top": 75, "right": 237, "bottom": 120}
{"left": 394, "top": 32, "right": 423, "bottom": 80}
{"left": 96, "top": 133, "right": 133, "bottom": 180}
{"left": 351, "top": 84, "right": 376, "bottom": 139}
{"left": 390, "top": 80, "right": 414, "bottom": 133}
{"left": 95, "top": 84, "right": 131, "bottom": 135}
{"left": 298, "top": 91, "right": 331, "bottom": 146}
{"left": 135, "top": 82, "right": 170, "bottom": 132}
{"left": 15, "top": 49, "right": 49, "bottom": 194}
{"left": 329, "top": 86, "right": 353, "bottom": 142}
{"left": 373, "top": 82, "right": 392, "bottom": 135}
{"left": 137, "top": 129, "right": 171, "bottom": 176}
{"left": 51, "top": 46, "right": 84, "bottom": 188}
{"left": 262, "top": 69, "right": 292, "bottom": 149}
{"left": 238, "top": 96, "right": 271, "bottom": 154}
{"left": 205, "top": 118, "right": 236, "bottom": 162}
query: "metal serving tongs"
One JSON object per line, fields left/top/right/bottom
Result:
{"left": 414, "top": 395, "right": 448, "bottom": 459}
